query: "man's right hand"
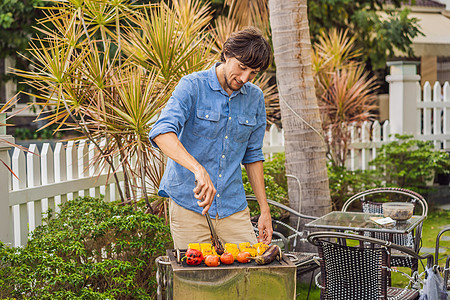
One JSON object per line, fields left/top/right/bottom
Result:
{"left": 193, "top": 168, "right": 216, "bottom": 215}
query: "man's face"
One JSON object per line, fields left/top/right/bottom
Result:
{"left": 223, "top": 56, "right": 260, "bottom": 91}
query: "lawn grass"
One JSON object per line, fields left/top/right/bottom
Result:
{"left": 420, "top": 208, "right": 450, "bottom": 256}
{"left": 296, "top": 281, "right": 320, "bottom": 300}
{"left": 391, "top": 208, "right": 450, "bottom": 288}
{"left": 296, "top": 208, "right": 450, "bottom": 299}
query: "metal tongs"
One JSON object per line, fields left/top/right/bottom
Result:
{"left": 205, "top": 212, "right": 225, "bottom": 255}
{"left": 195, "top": 180, "right": 224, "bottom": 255}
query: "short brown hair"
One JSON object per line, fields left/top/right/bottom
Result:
{"left": 220, "top": 27, "right": 272, "bottom": 72}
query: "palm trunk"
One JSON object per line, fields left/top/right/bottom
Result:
{"left": 269, "top": 0, "right": 331, "bottom": 233}
{"left": 116, "top": 138, "right": 132, "bottom": 203}
{"left": 138, "top": 141, "right": 152, "bottom": 212}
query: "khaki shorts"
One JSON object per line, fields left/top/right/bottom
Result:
{"left": 169, "top": 199, "right": 258, "bottom": 249}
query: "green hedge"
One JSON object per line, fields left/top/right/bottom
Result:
{"left": 0, "top": 196, "right": 172, "bottom": 299}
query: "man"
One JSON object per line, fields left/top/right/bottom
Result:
{"left": 149, "top": 27, "right": 273, "bottom": 249}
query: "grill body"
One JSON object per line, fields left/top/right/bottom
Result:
{"left": 156, "top": 249, "right": 297, "bottom": 300}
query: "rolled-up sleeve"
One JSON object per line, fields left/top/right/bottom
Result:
{"left": 149, "top": 77, "right": 194, "bottom": 148}
{"left": 242, "top": 92, "right": 266, "bottom": 164}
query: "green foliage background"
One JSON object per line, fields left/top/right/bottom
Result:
{"left": 0, "top": 196, "right": 172, "bottom": 299}
{"left": 0, "top": 0, "right": 45, "bottom": 59}
{"left": 0, "top": 0, "right": 48, "bottom": 90}
{"left": 242, "top": 153, "right": 288, "bottom": 218}
{"left": 308, "top": 0, "right": 422, "bottom": 71}
{"left": 369, "top": 134, "right": 450, "bottom": 194}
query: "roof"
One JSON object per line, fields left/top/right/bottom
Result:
{"left": 386, "top": 0, "right": 445, "bottom": 8}
{"left": 401, "top": 0, "right": 445, "bottom": 8}
{"left": 378, "top": 8, "right": 450, "bottom": 57}
{"left": 409, "top": 12, "right": 450, "bottom": 56}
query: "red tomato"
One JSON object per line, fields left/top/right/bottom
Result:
{"left": 237, "top": 251, "right": 251, "bottom": 263}
{"left": 204, "top": 255, "right": 220, "bottom": 267}
{"left": 220, "top": 252, "right": 234, "bottom": 265}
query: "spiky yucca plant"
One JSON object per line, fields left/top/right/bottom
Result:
{"left": 312, "top": 29, "right": 378, "bottom": 167}
{"left": 122, "top": 1, "right": 215, "bottom": 85}
{"left": 312, "top": 28, "right": 363, "bottom": 100}
{"left": 12, "top": 0, "right": 217, "bottom": 210}
{"left": 224, "top": 0, "right": 270, "bottom": 37}
{"left": 321, "top": 67, "right": 378, "bottom": 166}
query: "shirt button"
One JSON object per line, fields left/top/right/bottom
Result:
{"left": 228, "top": 98, "right": 231, "bottom": 101}
{"left": 229, "top": 117, "right": 231, "bottom": 120}
{"left": 217, "top": 194, "right": 220, "bottom": 197}
{"left": 222, "top": 155, "right": 225, "bottom": 158}
{"left": 205, "top": 114, "right": 209, "bottom": 118}
{"left": 219, "top": 174, "right": 222, "bottom": 178}
{"left": 225, "top": 136, "right": 228, "bottom": 139}
{"left": 246, "top": 120, "right": 248, "bottom": 123}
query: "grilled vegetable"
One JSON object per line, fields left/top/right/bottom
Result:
{"left": 240, "top": 246, "right": 257, "bottom": 257}
{"left": 184, "top": 248, "right": 204, "bottom": 265}
{"left": 220, "top": 252, "right": 234, "bottom": 264}
{"left": 188, "top": 243, "right": 200, "bottom": 250}
{"left": 251, "top": 245, "right": 281, "bottom": 265}
{"left": 200, "top": 243, "right": 214, "bottom": 257}
{"left": 253, "top": 242, "right": 270, "bottom": 255}
{"left": 239, "top": 242, "right": 251, "bottom": 251}
{"left": 224, "top": 243, "right": 240, "bottom": 259}
{"left": 204, "top": 254, "right": 220, "bottom": 267}
{"left": 237, "top": 251, "right": 251, "bottom": 263}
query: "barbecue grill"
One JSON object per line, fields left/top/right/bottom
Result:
{"left": 156, "top": 249, "right": 297, "bottom": 300}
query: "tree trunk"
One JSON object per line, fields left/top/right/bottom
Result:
{"left": 268, "top": 0, "right": 331, "bottom": 244}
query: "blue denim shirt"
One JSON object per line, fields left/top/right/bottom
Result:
{"left": 149, "top": 63, "right": 266, "bottom": 219}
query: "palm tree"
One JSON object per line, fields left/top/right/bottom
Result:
{"left": 268, "top": 0, "right": 331, "bottom": 237}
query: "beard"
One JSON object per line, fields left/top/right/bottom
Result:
{"left": 224, "top": 72, "right": 243, "bottom": 91}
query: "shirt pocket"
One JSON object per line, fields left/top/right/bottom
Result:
{"left": 234, "top": 115, "right": 256, "bottom": 143}
{"left": 193, "top": 109, "right": 221, "bottom": 139}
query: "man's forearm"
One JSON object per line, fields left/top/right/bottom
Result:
{"left": 244, "top": 160, "right": 273, "bottom": 243}
{"left": 244, "top": 161, "right": 269, "bottom": 213}
{"left": 153, "top": 132, "right": 202, "bottom": 174}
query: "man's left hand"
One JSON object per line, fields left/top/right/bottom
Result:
{"left": 257, "top": 211, "right": 273, "bottom": 244}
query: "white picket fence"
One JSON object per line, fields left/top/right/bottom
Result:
{"left": 2, "top": 80, "right": 450, "bottom": 248}
{"left": 6, "top": 140, "right": 125, "bottom": 247}
{"left": 263, "top": 80, "right": 450, "bottom": 170}
{"left": 419, "top": 81, "right": 450, "bottom": 148}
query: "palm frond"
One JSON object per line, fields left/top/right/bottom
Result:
{"left": 224, "top": 0, "right": 269, "bottom": 36}
{"left": 121, "top": 4, "right": 215, "bottom": 84}
{"left": 171, "top": 0, "right": 213, "bottom": 38}
{"left": 252, "top": 73, "right": 279, "bottom": 126}
{"left": 320, "top": 67, "right": 378, "bottom": 125}
{"left": 211, "top": 15, "right": 240, "bottom": 55}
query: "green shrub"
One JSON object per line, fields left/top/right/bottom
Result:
{"left": 369, "top": 134, "right": 450, "bottom": 194}
{"left": 14, "top": 124, "right": 63, "bottom": 140}
{"left": 0, "top": 196, "right": 172, "bottom": 299}
{"left": 259, "top": 152, "right": 287, "bottom": 193}
{"left": 327, "top": 165, "right": 380, "bottom": 210}
{"left": 242, "top": 153, "right": 288, "bottom": 218}
{"left": 243, "top": 152, "right": 380, "bottom": 213}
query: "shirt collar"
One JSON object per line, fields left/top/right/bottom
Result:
{"left": 208, "top": 63, "right": 248, "bottom": 95}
